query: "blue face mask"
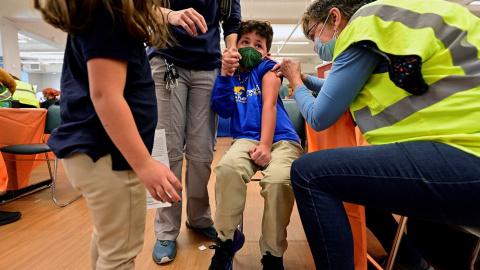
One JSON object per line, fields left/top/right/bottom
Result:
{"left": 315, "top": 36, "right": 336, "bottom": 62}
{"left": 313, "top": 13, "right": 337, "bottom": 62}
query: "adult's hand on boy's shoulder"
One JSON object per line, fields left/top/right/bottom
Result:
{"left": 249, "top": 145, "right": 271, "bottom": 168}
{"left": 271, "top": 60, "right": 284, "bottom": 78}
{"left": 221, "top": 47, "right": 241, "bottom": 77}
{"left": 271, "top": 58, "right": 304, "bottom": 89}
{"left": 136, "top": 158, "right": 182, "bottom": 203}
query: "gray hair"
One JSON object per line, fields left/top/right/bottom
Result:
{"left": 301, "top": 0, "right": 364, "bottom": 39}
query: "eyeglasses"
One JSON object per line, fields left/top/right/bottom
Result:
{"left": 306, "top": 13, "right": 331, "bottom": 42}
{"left": 306, "top": 21, "right": 320, "bottom": 42}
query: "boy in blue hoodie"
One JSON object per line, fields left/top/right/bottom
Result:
{"left": 209, "top": 20, "right": 303, "bottom": 270}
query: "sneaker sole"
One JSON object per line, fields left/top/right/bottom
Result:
{"left": 152, "top": 242, "right": 176, "bottom": 265}
{"left": 153, "top": 256, "right": 174, "bottom": 265}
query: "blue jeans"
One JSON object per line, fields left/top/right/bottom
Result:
{"left": 290, "top": 141, "right": 480, "bottom": 269}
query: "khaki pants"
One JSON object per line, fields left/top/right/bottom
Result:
{"left": 214, "top": 139, "right": 302, "bottom": 257}
{"left": 63, "top": 154, "right": 146, "bottom": 270}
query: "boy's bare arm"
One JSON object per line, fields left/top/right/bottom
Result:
{"left": 249, "top": 71, "right": 281, "bottom": 167}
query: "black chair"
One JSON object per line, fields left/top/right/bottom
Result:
{"left": 0, "top": 105, "right": 82, "bottom": 207}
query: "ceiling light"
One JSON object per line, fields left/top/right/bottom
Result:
{"left": 466, "top": 0, "right": 480, "bottom": 5}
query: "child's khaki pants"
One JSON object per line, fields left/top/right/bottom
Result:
{"left": 214, "top": 139, "right": 302, "bottom": 257}
{"left": 63, "top": 153, "right": 146, "bottom": 270}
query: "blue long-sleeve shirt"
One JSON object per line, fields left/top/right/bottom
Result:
{"left": 293, "top": 46, "right": 385, "bottom": 131}
{"left": 147, "top": 0, "right": 241, "bottom": 70}
{"left": 211, "top": 60, "right": 300, "bottom": 144}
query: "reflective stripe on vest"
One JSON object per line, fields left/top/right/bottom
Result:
{"left": 0, "top": 86, "right": 12, "bottom": 100}
{"left": 346, "top": 3, "right": 480, "bottom": 133}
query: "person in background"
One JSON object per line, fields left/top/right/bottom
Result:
{"left": 278, "top": 83, "right": 289, "bottom": 99}
{"left": 209, "top": 20, "right": 303, "bottom": 270}
{"left": 34, "top": 0, "right": 182, "bottom": 269}
{"left": 147, "top": 1, "right": 241, "bottom": 264}
{"left": 40, "top": 88, "right": 60, "bottom": 109}
{"left": 0, "top": 68, "right": 16, "bottom": 107}
{"left": 287, "top": 85, "right": 294, "bottom": 98}
{"left": 273, "top": 0, "right": 480, "bottom": 269}
{"left": 9, "top": 74, "right": 39, "bottom": 108}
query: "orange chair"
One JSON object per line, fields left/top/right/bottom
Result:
{"left": 306, "top": 110, "right": 368, "bottom": 270}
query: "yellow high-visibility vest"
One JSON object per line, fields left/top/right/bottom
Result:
{"left": 334, "top": 0, "right": 480, "bottom": 158}
{"left": 12, "top": 80, "right": 40, "bottom": 108}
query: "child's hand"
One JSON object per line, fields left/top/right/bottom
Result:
{"left": 136, "top": 158, "right": 182, "bottom": 203}
{"left": 249, "top": 145, "right": 271, "bottom": 168}
{"left": 221, "top": 47, "right": 241, "bottom": 77}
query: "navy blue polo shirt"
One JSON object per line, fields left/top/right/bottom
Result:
{"left": 147, "top": 0, "right": 242, "bottom": 70}
{"left": 48, "top": 3, "right": 157, "bottom": 171}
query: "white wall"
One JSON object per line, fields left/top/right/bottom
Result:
{"left": 27, "top": 73, "right": 61, "bottom": 93}
{"left": 0, "top": 20, "right": 21, "bottom": 78}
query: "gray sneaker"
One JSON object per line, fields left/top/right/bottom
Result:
{"left": 152, "top": 240, "right": 176, "bottom": 264}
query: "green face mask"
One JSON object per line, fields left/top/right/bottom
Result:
{"left": 238, "top": 47, "right": 263, "bottom": 69}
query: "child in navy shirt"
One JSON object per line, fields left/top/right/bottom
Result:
{"left": 209, "top": 20, "right": 303, "bottom": 270}
{"left": 34, "top": 1, "right": 182, "bottom": 269}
